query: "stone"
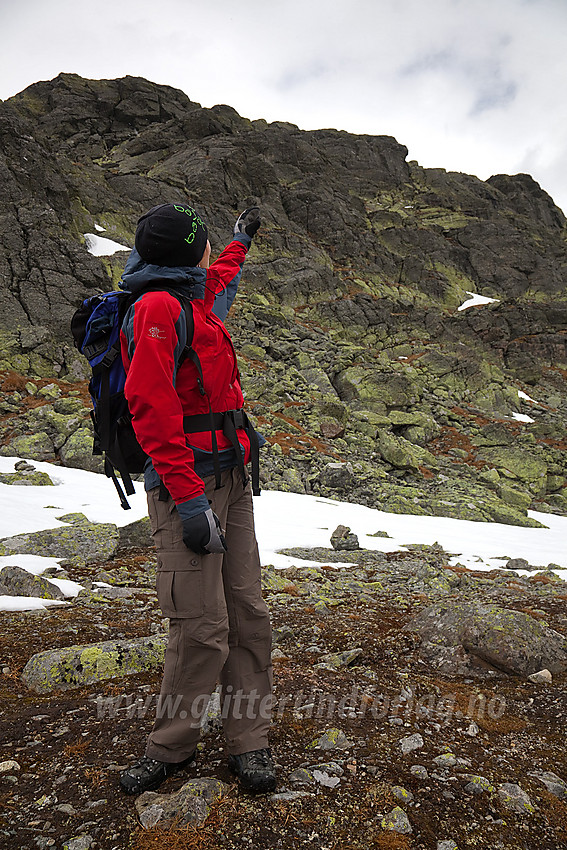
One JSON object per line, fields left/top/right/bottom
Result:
{"left": 270, "top": 791, "right": 312, "bottom": 802}
{"left": 313, "top": 769, "right": 341, "bottom": 788}
{"left": 289, "top": 768, "right": 313, "bottom": 785}
{"left": 400, "top": 733, "right": 424, "bottom": 754}
{"left": 319, "top": 463, "right": 355, "bottom": 491}
{"left": 433, "top": 753, "right": 457, "bottom": 768}
{"left": 497, "top": 783, "right": 535, "bottom": 814}
{"left": 0, "top": 760, "right": 21, "bottom": 773}
{"left": 135, "top": 778, "right": 228, "bottom": 829}
{"left": 392, "top": 785, "right": 414, "bottom": 803}
{"left": 437, "top": 842, "right": 458, "bottom": 850}
{"left": 320, "top": 419, "right": 345, "bottom": 439}
{"left": 0, "top": 514, "right": 119, "bottom": 565}
{"left": 529, "top": 770, "right": 567, "bottom": 800}
{"left": 504, "top": 557, "right": 531, "bottom": 571}
{"left": 317, "top": 648, "right": 363, "bottom": 669}
{"left": 0, "top": 465, "right": 54, "bottom": 486}
{"left": 306, "top": 761, "right": 344, "bottom": 777}
{"left": 330, "top": 525, "right": 360, "bottom": 551}
{"left": 460, "top": 774, "right": 495, "bottom": 795}
{"left": 381, "top": 806, "right": 412, "bottom": 834}
{"left": 0, "top": 433, "right": 55, "bottom": 460}
{"left": 528, "top": 668, "right": 553, "bottom": 684}
{"left": 0, "top": 565, "right": 65, "bottom": 600}
{"left": 410, "top": 765, "right": 428, "bottom": 778}
{"left": 306, "top": 728, "right": 351, "bottom": 751}
{"left": 21, "top": 634, "right": 167, "bottom": 693}
{"left": 408, "top": 600, "right": 567, "bottom": 676}
{"left": 62, "top": 837, "right": 93, "bottom": 850}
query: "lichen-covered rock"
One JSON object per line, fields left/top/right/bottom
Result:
{"left": 0, "top": 432, "right": 55, "bottom": 460}
{"left": 497, "top": 783, "right": 535, "bottom": 814}
{"left": 135, "top": 778, "right": 228, "bottom": 829}
{"left": 460, "top": 774, "right": 495, "bottom": 795}
{"left": 306, "top": 728, "right": 351, "bottom": 751}
{"left": 477, "top": 447, "right": 548, "bottom": 495}
{"left": 59, "top": 427, "right": 103, "bottom": 473}
{"left": 0, "top": 470, "right": 54, "bottom": 486}
{"left": 381, "top": 806, "right": 412, "bottom": 834}
{"left": 0, "top": 565, "right": 65, "bottom": 600}
{"left": 0, "top": 513, "right": 119, "bottom": 564}
{"left": 21, "top": 634, "right": 167, "bottom": 692}
{"left": 408, "top": 600, "right": 567, "bottom": 676}
{"left": 118, "top": 516, "right": 152, "bottom": 549}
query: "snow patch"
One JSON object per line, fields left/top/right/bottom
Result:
{"left": 84, "top": 233, "right": 129, "bottom": 256}
{"left": 458, "top": 291, "right": 500, "bottom": 311}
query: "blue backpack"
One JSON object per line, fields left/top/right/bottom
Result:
{"left": 71, "top": 288, "right": 195, "bottom": 509}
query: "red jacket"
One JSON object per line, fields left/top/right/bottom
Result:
{"left": 120, "top": 237, "right": 251, "bottom": 505}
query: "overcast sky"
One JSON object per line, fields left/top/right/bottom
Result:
{"left": 2, "top": 0, "right": 566, "bottom": 213}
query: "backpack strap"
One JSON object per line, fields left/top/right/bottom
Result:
{"left": 183, "top": 408, "right": 261, "bottom": 496}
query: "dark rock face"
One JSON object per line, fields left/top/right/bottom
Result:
{"left": 1, "top": 72, "right": 567, "bottom": 521}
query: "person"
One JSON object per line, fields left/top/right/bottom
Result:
{"left": 117, "top": 203, "right": 275, "bottom": 795}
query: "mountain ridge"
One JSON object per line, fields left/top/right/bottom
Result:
{"left": 1, "top": 72, "right": 567, "bottom": 525}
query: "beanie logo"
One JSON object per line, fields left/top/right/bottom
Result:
{"left": 172, "top": 205, "right": 205, "bottom": 247}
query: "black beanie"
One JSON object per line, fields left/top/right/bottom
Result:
{"left": 135, "top": 203, "right": 209, "bottom": 267}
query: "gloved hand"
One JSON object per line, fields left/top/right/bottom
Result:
{"left": 234, "top": 207, "right": 261, "bottom": 238}
{"left": 182, "top": 507, "right": 227, "bottom": 555}
{"left": 176, "top": 498, "right": 227, "bottom": 555}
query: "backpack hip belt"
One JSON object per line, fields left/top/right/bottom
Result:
{"left": 182, "top": 408, "right": 261, "bottom": 497}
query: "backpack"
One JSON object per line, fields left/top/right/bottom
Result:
{"left": 71, "top": 287, "right": 195, "bottom": 509}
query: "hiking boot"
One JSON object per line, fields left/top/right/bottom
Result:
{"left": 228, "top": 747, "right": 277, "bottom": 793}
{"left": 119, "top": 752, "right": 195, "bottom": 795}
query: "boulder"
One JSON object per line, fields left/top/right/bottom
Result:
{"left": 59, "top": 427, "right": 103, "bottom": 473}
{"left": 497, "top": 783, "right": 535, "bottom": 815}
{"left": 0, "top": 565, "right": 64, "bottom": 600}
{"left": 22, "top": 634, "right": 167, "bottom": 692}
{"left": 408, "top": 600, "right": 567, "bottom": 676}
{"left": 330, "top": 525, "right": 360, "bottom": 551}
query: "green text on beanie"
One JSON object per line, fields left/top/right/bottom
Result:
{"left": 135, "top": 203, "right": 208, "bottom": 267}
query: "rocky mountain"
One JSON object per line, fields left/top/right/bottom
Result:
{"left": 1, "top": 72, "right": 567, "bottom": 525}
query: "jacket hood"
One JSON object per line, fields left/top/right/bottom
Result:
{"left": 119, "top": 248, "right": 207, "bottom": 298}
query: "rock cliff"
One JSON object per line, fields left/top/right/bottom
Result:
{"left": 1, "top": 72, "right": 567, "bottom": 523}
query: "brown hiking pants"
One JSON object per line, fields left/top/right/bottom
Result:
{"left": 144, "top": 467, "right": 273, "bottom": 763}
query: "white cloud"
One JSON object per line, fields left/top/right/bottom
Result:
{"left": 1, "top": 0, "right": 567, "bottom": 211}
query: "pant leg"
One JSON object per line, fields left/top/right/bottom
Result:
{"left": 210, "top": 468, "right": 273, "bottom": 755}
{"left": 145, "top": 483, "right": 231, "bottom": 763}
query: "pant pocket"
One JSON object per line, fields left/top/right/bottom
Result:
{"left": 156, "top": 562, "right": 204, "bottom": 618}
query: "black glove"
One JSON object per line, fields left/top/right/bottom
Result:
{"left": 234, "top": 207, "right": 261, "bottom": 238}
{"left": 181, "top": 507, "right": 227, "bottom": 555}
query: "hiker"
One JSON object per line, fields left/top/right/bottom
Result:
{"left": 117, "top": 203, "right": 275, "bottom": 795}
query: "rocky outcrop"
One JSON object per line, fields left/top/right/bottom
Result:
{"left": 0, "top": 73, "right": 567, "bottom": 523}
